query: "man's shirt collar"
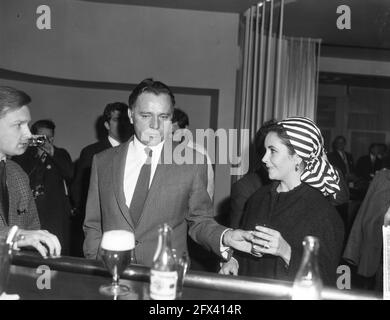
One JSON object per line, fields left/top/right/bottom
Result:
{"left": 108, "top": 135, "right": 121, "bottom": 147}
{"left": 133, "top": 135, "right": 164, "bottom": 155}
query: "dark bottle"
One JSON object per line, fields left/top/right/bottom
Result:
{"left": 149, "top": 223, "right": 178, "bottom": 300}
{"left": 291, "top": 236, "right": 323, "bottom": 300}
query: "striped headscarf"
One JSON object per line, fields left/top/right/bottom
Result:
{"left": 278, "top": 116, "right": 340, "bottom": 197}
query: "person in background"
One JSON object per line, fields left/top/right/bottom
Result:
{"left": 172, "top": 108, "right": 214, "bottom": 201}
{"left": 70, "top": 102, "right": 131, "bottom": 256}
{"left": 0, "top": 86, "right": 61, "bottom": 257}
{"left": 220, "top": 117, "right": 344, "bottom": 286}
{"left": 229, "top": 123, "right": 270, "bottom": 229}
{"left": 172, "top": 108, "right": 217, "bottom": 271}
{"left": 328, "top": 135, "right": 355, "bottom": 183}
{"left": 13, "top": 119, "right": 73, "bottom": 255}
{"left": 356, "top": 143, "right": 384, "bottom": 185}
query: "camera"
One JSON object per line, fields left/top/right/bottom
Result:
{"left": 27, "top": 135, "right": 47, "bottom": 147}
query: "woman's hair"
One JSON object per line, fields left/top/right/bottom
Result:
{"left": 261, "top": 119, "right": 296, "bottom": 156}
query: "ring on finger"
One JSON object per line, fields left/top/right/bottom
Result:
{"left": 261, "top": 240, "right": 270, "bottom": 249}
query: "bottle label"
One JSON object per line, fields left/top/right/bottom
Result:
{"left": 150, "top": 270, "right": 178, "bottom": 300}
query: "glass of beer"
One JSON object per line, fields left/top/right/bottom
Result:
{"left": 99, "top": 230, "right": 135, "bottom": 296}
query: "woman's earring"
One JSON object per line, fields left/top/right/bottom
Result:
{"left": 295, "top": 164, "right": 299, "bottom": 172}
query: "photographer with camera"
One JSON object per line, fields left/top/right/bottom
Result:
{"left": 13, "top": 119, "right": 73, "bottom": 255}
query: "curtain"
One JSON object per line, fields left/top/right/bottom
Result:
{"left": 234, "top": 0, "right": 321, "bottom": 179}
{"left": 277, "top": 37, "right": 321, "bottom": 121}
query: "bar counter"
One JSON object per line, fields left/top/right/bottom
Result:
{"left": 7, "top": 252, "right": 381, "bottom": 300}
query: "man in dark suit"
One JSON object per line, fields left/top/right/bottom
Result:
{"left": 83, "top": 79, "right": 253, "bottom": 266}
{"left": 70, "top": 102, "right": 131, "bottom": 256}
{"left": 13, "top": 119, "right": 73, "bottom": 255}
{"left": 71, "top": 102, "right": 131, "bottom": 215}
{"left": 328, "top": 135, "right": 355, "bottom": 181}
{"left": 356, "top": 143, "right": 383, "bottom": 183}
{"left": 0, "top": 86, "right": 61, "bottom": 257}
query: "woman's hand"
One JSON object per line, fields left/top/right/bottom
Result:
{"left": 251, "top": 226, "right": 291, "bottom": 266}
{"left": 219, "top": 257, "right": 239, "bottom": 276}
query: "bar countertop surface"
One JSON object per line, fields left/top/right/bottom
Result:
{"left": 6, "top": 251, "right": 381, "bottom": 300}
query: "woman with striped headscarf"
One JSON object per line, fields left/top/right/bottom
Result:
{"left": 220, "top": 117, "right": 345, "bottom": 286}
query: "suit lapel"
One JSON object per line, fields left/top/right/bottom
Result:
{"left": 142, "top": 162, "right": 166, "bottom": 213}
{"left": 112, "top": 140, "right": 134, "bottom": 228}
{"left": 137, "top": 142, "right": 179, "bottom": 226}
{"left": 5, "top": 162, "right": 17, "bottom": 226}
{"left": 5, "top": 162, "right": 24, "bottom": 227}
{"left": 0, "top": 162, "right": 7, "bottom": 226}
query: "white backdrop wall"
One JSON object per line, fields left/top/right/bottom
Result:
{"left": 0, "top": 0, "right": 239, "bottom": 208}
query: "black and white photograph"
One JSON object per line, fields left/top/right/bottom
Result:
{"left": 0, "top": 0, "right": 389, "bottom": 305}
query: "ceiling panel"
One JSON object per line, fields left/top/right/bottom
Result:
{"left": 81, "top": 0, "right": 390, "bottom": 50}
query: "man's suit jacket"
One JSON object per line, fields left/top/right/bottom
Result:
{"left": 71, "top": 138, "right": 112, "bottom": 213}
{"left": 356, "top": 155, "right": 383, "bottom": 181}
{"left": 343, "top": 169, "right": 390, "bottom": 277}
{"left": 328, "top": 151, "right": 354, "bottom": 178}
{"left": 83, "top": 139, "right": 226, "bottom": 267}
{"left": 0, "top": 160, "right": 40, "bottom": 237}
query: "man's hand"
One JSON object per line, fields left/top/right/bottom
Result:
{"left": 41, "top": 142, "right": 54, "bottom": 157}
{"left": 222, "top": 229, "right": 254, "bottom": 254}
{"left": 15, "top": 229, "right": 61, "bottom": 258}
{"left": 219, "top": 257, "right": 239, "bottom": 276}
{"left": 37, "top": 139, "right": 54, "bottom": 159}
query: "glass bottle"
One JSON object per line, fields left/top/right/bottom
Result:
{"left": 291, "top": 236, "right": 323, "bottom": 300}
{"left": 149, "top": 223, "right": 178, "bottom": 300}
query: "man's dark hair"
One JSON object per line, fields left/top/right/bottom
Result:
{"left": 31, "top": 119, "right": 56, "bottom": 135}
{"left": 128, "top": 78, "right": 175, "bottom": 110}
{"left": 103, "top": 102, "right": 129, "bottom": 123}
{"left": 172, "top": 108, "right": 189, "bottom": 129}
{"left": 0, "top": 86, "right": 31, "bottom": 118}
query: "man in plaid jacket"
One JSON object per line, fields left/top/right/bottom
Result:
{"left": 0, "top": 86, "right": 61, "bottom": 257}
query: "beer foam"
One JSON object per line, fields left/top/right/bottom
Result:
{"left": 101, "top": 230, "right": 135, "bottom": 251}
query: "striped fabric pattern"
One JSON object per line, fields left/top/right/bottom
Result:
{"left": 278, "top": 117, "right": 340, "bottom": 197}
